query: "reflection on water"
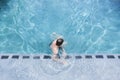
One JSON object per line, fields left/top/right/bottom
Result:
{"left": 0, "top": 0, "right": 120, "bottom": 53}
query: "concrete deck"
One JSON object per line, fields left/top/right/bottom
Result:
{"left": 0, "top": 54, "right": 120, "bottom": 80}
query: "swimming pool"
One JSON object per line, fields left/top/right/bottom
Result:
{"left": 0, "top": 0, "right": 120, "bottom": 54}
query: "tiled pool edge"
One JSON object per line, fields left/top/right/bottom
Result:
{"left": 0, "top": 54, "right": 120, "bottom": 59}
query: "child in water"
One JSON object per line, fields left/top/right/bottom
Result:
{"left": 50, "top": 33, "right": 67, "bottom": 64}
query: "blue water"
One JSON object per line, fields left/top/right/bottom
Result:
{"left": 0, "top": 0, "right": 120, "bottom": 54}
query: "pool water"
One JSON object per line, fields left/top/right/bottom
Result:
{"left": 0, "top": 0, "right": 120, "bottom": 54}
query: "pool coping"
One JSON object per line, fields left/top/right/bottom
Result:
{"left": 0, "top": 54, "right": 120, "bottom": 60}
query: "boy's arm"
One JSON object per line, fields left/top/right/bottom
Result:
{"left": 60, "top": 47, "right": 67, "bottom": 58}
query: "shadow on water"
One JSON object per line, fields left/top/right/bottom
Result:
{"left": 110, "top": 0, "right": 120, "bottom": 9}
{"left": 0, "top": 0, "right": 10, "bottom": 11}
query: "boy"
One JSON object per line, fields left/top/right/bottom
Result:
{"left": 50, "top": 38, "right": 67, "bottom": 64}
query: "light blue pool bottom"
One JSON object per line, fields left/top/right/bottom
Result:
{"left": 0, "top": 0, "right": 120, "bottom": 53}
{"left": 0, "top": 54, "right": 120, "bottom": 80}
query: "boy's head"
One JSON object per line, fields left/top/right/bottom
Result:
{"left": 56, "top": 38, "right": 64, "bottom": 46}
